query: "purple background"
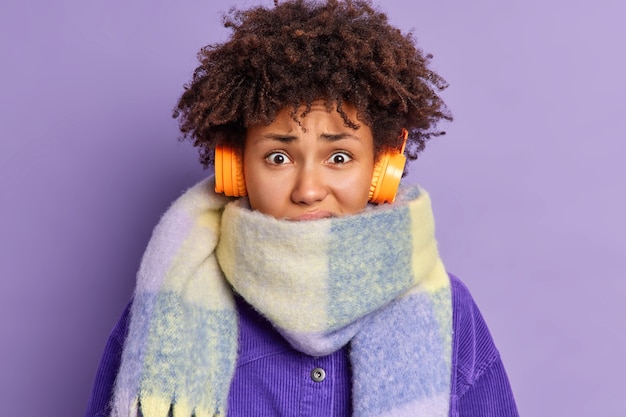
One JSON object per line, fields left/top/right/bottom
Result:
{"left": 1, "top": 0, "right": 624, "bottom": 415}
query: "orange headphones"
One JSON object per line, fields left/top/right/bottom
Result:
{"left": 215, "top": 129, "right": 408, "bottom": 204}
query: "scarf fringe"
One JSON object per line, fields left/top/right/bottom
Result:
{"left": 113, "top": 396, "right": 225, "bottom": 417}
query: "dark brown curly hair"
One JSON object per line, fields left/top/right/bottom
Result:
{"left": 173, "top": 0, "right": 452, "bottom": 167}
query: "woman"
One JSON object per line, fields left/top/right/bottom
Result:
{"left": 86, "top": 1, "right": 518, "bottom": 416}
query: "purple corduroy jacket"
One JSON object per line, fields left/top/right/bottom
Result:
{"left": 85, "top": 274, "right": 518, "bottom": 417}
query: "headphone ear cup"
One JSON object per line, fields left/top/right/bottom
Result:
{"left": 369, "top": 152, "right": 406, "bottom": 203}
{"left": 369, "top": 129, "right": 408, "bottom": 204}
{"left": 214, "top": 145, "right": 247, "bottom": 197}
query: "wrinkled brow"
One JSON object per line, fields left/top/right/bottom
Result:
{"left": 319, "top": 133, "right": 360, "bottom": 142}
{"left": 257, "top": 132, "right": 360, "bottom": 144}
{"left": 258, "top": 134, "right": 298, "bottom": 143}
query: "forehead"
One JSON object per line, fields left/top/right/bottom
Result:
{"left": 248, "top": 101, "right": 367, "bottom": 134}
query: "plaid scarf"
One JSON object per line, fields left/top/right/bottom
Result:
{"left": 111, "top": 176, "right": 452, "bottom": 417}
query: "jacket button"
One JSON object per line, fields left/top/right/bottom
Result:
{"left": 311, "top": 367, "right": 326, "bottom": 382}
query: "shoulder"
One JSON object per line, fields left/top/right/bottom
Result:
{"left": 84, "top": 300, "right": 133, "bottom": 417}
{"left": 448, "top": 274, "right": 519, "bottom": 416}
{"left": 449, "top": 274, "right": 501, "bottom": 393}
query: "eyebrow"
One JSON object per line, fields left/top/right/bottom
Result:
{"left": 259, "top": 133, "right": 298, "bottom": 143}
{"left": 319, "top": 133, "right": 360, "bottom": 142}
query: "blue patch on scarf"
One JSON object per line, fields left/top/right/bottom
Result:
{"left": 139, "top": 292, "right": 237, "bottom": 406}
{"left": 327, "top": 206, "right": 413, "bottom": 327}
{"left": 350, "top": 289, "right": 451, "bottom": 415}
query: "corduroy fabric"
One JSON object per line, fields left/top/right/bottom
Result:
{"left": 449, "top": 278, "right": 519, "bottom": 417}
{"left": 230, "top": 291, "right": 352, "bottom": 416}
{"left": 86, "top": 309, "right": 129, "bottom": 417}
{"left": 228, "top": 292, "right": 351, "bottom": 416}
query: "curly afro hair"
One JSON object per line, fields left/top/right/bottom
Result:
{"left": 173, "top": 0, "right": 452, "bottom": 168}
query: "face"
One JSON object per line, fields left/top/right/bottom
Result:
{"left": 243, "top": 101, "right": 375, "bottom": 220}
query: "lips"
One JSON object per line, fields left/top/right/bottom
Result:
{"left": 287, "top": 210, "right": 335, "bottom": 221}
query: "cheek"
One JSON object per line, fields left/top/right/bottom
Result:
{"left": 335, "top": 171, "right": 373, "bottom": 213}
{"left": 243, "top": 168, "right": 286, "bottom": 214}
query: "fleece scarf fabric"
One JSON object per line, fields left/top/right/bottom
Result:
{"left": 111, "top": 176, "right": 452, "bottom": 417}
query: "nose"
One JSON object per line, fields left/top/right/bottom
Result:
{"left": 291, "top": 166, "right": 328, "bottom": 206}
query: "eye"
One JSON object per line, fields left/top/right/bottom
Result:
{"left": 327, "top": 152, "right": 352, "bottom": 165}
{"left": 265, "top": 151, "right": 292, "bottom": 165}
